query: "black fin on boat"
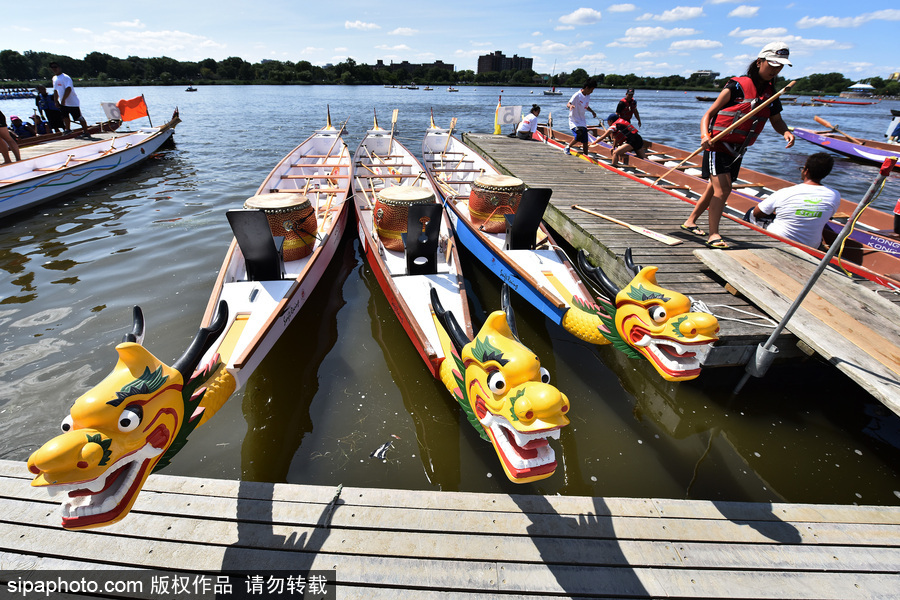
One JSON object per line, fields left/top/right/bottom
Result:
{"left": 624, "top": 248, "right": 641, "bottom": 275}
{"left": 500, "top": 284, "right": 520, "bottom": 342}
{"left": 122, "top": 306, "right": 145, "bottom": 344}
{"left": 172, "top": 300, "right": 229, "bottom": 378}
{"left": 430, "top": 286, "right": 469, "bottom": 354}
{"left": 577, "top": 249, "right": 621, "bottom": 301}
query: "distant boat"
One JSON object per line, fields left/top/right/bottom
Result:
{"left": 447, "top": 87, "right": 459, "bottom": 92}
{"left": 695, "top": 96, "right": 717, "bottom": 102}
{"left": 423, "top": 86, "right": 433, "bottom": 91}
{"left": 544, "top": 60, "right": 563, "bottom": 95}
{"left": 185, "top": 86, "right": 197, "bottom": 92}
{"left": 812, "top": 97, "right": 879, "bottom": 106}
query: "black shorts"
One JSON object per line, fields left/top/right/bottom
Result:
{"left": 46, "top": 110, "right": 64, "bottom": 129}
{"left": 624, "top": 133, "right": 643, "bottom": 151}
{"left": 571, "top": 126, "right": 589, "bottom": 144}
{"left": 701, "top": 149, "right": 743, "bottom": 182}
{"left": 60, "top": 106, "right": 83, "bottom": 121}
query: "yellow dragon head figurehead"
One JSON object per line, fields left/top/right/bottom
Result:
{"left": 431, "top": 287, "right": 570, "bottom": 484}
{"left": 26, "top": 303, "right": 230, "bottom": 530}
{"left": 578, "top": 249, "right": 719, "bottom": 381}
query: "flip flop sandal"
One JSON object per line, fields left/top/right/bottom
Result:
{"left": 704, "top": 238, "right": 730, "bottom": 249}
{"left": 680, "top": 224, "right": 705, "bottom": 236}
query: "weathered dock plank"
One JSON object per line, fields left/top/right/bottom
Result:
{"left": 2, "top": 460, "right": 899, "bottom": 599}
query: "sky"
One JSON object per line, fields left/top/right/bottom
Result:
{"left": 5, "top": 1, "right": 899, "bottom": 80}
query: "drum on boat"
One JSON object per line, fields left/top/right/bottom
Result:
{"left": 243, "top": 192, "right": 317, "bottom": 261}
{"left": 374, "top": 186, "right": 436, "bottom": 251}
{"left": 468, "top": 174, "right": 525, "bottom": 232}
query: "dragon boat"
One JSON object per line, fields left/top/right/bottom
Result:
{"left": 431, "top": 286, "right": 570, "bottom": 483}
{"left": 16, "top": 119, "right": 121, "bottom": 148}
{"left": 352, "top": 110, "right": 471, "bottom": 377}
{"left": 0, "top": 111, "right": 179, "bottom": 219}
{"left": 535, "top": 125, "right": 900, "bottom": 288}
{"left": 26, "top": 112, "right": 353, "bottom": 530}
{"left": 423, "top": 116, "right": 719, "bottom": 381}
{"left": 792, "top": 127, "right": 900, "bottom": 170}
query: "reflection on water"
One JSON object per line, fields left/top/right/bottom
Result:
{"left": 1, "top": 86, "right": 899, "bottom": 506}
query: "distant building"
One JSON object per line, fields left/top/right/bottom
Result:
{"left": 691, "top": 70, "right": 720, "bottom": 80}
{"left": 373, "top": 59, "right": 454, "bottom": 74}
{"left": 477, "top": 51, "right": 533, "bottom": 74}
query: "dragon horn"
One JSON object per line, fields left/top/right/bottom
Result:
{"left": 430, "top": 286, "right": 469, "bottom": 354}
{"left": 624, "top": 248, "right": 641, "bottom": 276}
{"left": 122, "top": 306, "right": 145, "bottom": 345}
{"left": 500, "top": 284, "right": 521, "bottom": 342}
{"left": 577, "top": 250, "right": 620, "bottom": 301}
{"left": 172, "top": 300, "right": 229, "bottom": 378}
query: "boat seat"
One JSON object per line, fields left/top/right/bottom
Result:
{"left": 504, "top": 188, "right": 553, "bottom": 251}
{"left": 403, "top": 203, "right": 443, "bottom": 275}
{"left": 226, "top": 209, "right": 285, "bottom": 281}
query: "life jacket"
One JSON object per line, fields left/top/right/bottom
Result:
{"left": 709, "top": 76, "right": 773, "bottom": 148}
{"left": 611, "top": 118, "right": 638, "bottom": 145}
{"left": 618, "top": 97, "right": 636, "bottom": 121}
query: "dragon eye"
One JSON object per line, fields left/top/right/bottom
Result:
{"left": 118, "top": 406, "right": 143, "bottom": 432}
{"left": 648, "top": 305, "right": 667, "bottom": 323}
{"left": 539, "top": 367, "right": 551, "bottom": 384}
{"left": 486, "top": 371, "right": 506, "bottom": 394}
{"left": 61, "top": 415, "right": 74, "bottom": 433}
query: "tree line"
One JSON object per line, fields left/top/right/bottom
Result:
{"left": 2, "top": 49, "right": 897, "bottom": 96}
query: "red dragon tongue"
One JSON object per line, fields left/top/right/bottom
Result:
{"left": 502, "top": 428, "right": 543, "bottom": 458}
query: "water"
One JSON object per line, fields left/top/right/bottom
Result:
{"left": 2, "top": 85, "right": 899, "bottom": 506}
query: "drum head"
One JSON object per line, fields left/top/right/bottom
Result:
{"left": 473, "top": 174, "right": 523, "bottom": 188}
{"left": 376, "top": 186, "right": 435, "bottom": 203}
{"left": 244, "top": 192, "right": 308, "bottom": 210}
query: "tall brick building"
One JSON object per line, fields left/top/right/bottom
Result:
{"left": 477, "top": 51, "right": 533, "bottom": 74}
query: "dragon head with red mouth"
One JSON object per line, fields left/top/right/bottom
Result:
{"left": 26, "top": 303, "right": 231, "bottom": 530}
{"left": 578, "top": 249, "right": 720, "bottom": 381}
{"left": 431, "top": 287, "right": 570, "bottom": 483}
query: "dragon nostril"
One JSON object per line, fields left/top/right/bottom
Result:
{"left": 77, "top": 461, "right": 89, "bottom": 469}
{"left": 562, "top": 403, "right": 569, "bottom": 413}
{"left": 28, "top": 464, "right": 40, "bottom": 475}
{"left": 525, "top": 410, "right": 534, "bottom": 420}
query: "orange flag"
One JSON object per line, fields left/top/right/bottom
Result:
{"left": 116, "top": 96, "right": 149, "bottom": 122}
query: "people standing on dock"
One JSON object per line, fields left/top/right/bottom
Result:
{"left": 596, "top": 113, "right": 646, "bottom": 167}
{"left": 516, "top": 104, "right": 541, "bottom": 140}
{"left": 50, "top": 62, "right": 90, "bottom": 136}
{"left": 565, "top": 79, "right": 597, "bottom": 154}
{"left": 616, "top": 89, "right": 641, "bottom": 127}
{"left": 0, "top": 110, "right": 22, "bottom": 163}
{"left": 748, "top": 153, "right": 841, "bottom": 248}
{"left": 35, "top": 85, "right": 64, "bottom": 134}
{"left": 681, "top": 42, "right": 795, "bottom": 250}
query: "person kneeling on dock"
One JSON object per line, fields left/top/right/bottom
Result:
{"left": 746, "top": 152, "right": 841, "bottom": 249}
{"left": 597, "top": 113, "right": 646, "bottom": 167}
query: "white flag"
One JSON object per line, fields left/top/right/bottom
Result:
{"left": 497, "top": 105, "right": 522, "bottom": 126}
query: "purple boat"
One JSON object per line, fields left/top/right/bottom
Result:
{"left": 793, "top": 127, "right": 900, "bottom": 170}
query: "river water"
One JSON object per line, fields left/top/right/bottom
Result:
{"left": 2, "top": 85, "right": 899, "bottom": 506}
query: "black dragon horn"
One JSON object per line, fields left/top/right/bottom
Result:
{"left": 122, "top": 306, "right": 145, "bottom": 344}
{"left": 500, "top": 284, "right": 521, "bottom": 342}
{"left": 172, "top": 300, "right": 229, "bottom": 378}
{"left": 430, "top": 287, "right": 469, "bottom": 354}
{"left": 577, "top": 249, "right": 620, "bottom": 301}
{"left": 624, "top": 248, "right": 641, "bottom": 275}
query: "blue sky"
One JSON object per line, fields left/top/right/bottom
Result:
{"left": 5, "top": 2, "right": 899, "bottom": 79}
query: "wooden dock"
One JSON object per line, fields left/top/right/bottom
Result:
{"left": 463, "top": 133, "right": 900, "bottom": 372}
{"left": 2, "top": 460, "right": 899, "bottom": 598}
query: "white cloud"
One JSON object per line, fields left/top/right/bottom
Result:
{"left": 389, "top": 27, "right": 417, "bottom": 36}
{"left": 739, "top": 34, "right": 853, "bottom": 52}
{"left": 345, "top": 20, "right": 380, "bottom": 31}
{"left": 532, "top": 31, "right": 542, "bottom": 36}
{"left": 729, "top": 27, "right": 789, "bottom": 38}
{"left": 609, "top": 26, "right": 700, "bottom": 47}
{"left": 638, "top": 6, "right": 704, "bottom": 22}
{"left": 523, "top": 39, "right": 594, "bottom": 54}
{"left": 608, "top": 4, "right": 636, "bottom": 12}
{"left": 559, "top": 8, "right": 603, "bottom": 25}
{"left": 728, "top": 6, "right": 759, "bottom": 18}
{"left": 554, "top": 25, "right": 575, "bottom": 31}
{"left": 669, "top": 39, "right": 724, "bottom": 51}
{"left": 72, "top": 28, "right": 92, "bottom": 35}
{"left": 375, "top": 44, "right": 412, "bottom": 51}
{"left": 108, "top": 20, "right": 144, "bottom": 29}
{"left": 797, "top": 9, "right": 900, "bottom": 28}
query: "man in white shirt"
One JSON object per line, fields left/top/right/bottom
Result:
{"left": 565, "top": 79, "right": 597, "bottom": 154}
{"left": 751, "top": 153, "right": 842, "bottom": 248}
{"left": 50, "top": 62, "right": 89, "bottom": 136}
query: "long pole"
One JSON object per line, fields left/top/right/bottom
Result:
{"left": 733, "top": 156, "right": 897, "bottom": 394}
{"left": 653, "top": 80, "right": 796, "bottom": 185}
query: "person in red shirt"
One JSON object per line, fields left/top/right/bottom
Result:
{"left": 616, "top": 89, "right": 641, "bottom": 127}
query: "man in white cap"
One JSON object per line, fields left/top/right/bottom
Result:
{"left": 681, "top": 41, "right": 794, "bottom": 249}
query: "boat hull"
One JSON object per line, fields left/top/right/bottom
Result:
{"left": 792, "top": 127, "right": 900, "bottom": 170}
{"left": 0, "top": 124, "right": 176, "bottom": 218}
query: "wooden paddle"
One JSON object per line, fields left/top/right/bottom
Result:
{"left": 652, "top": 80, "right": 796, "bottom": 185}
{"left": 813, "top": 115, "right": 864, "bottom": 145}
{"left": 572, "top": 205, "right": 683, "bottom": 246}
{"left": 388, "top": 109, "right": 399, "bottom": 147}
{"left": 440, "top": 117, "right": 457, "bottom": 168}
